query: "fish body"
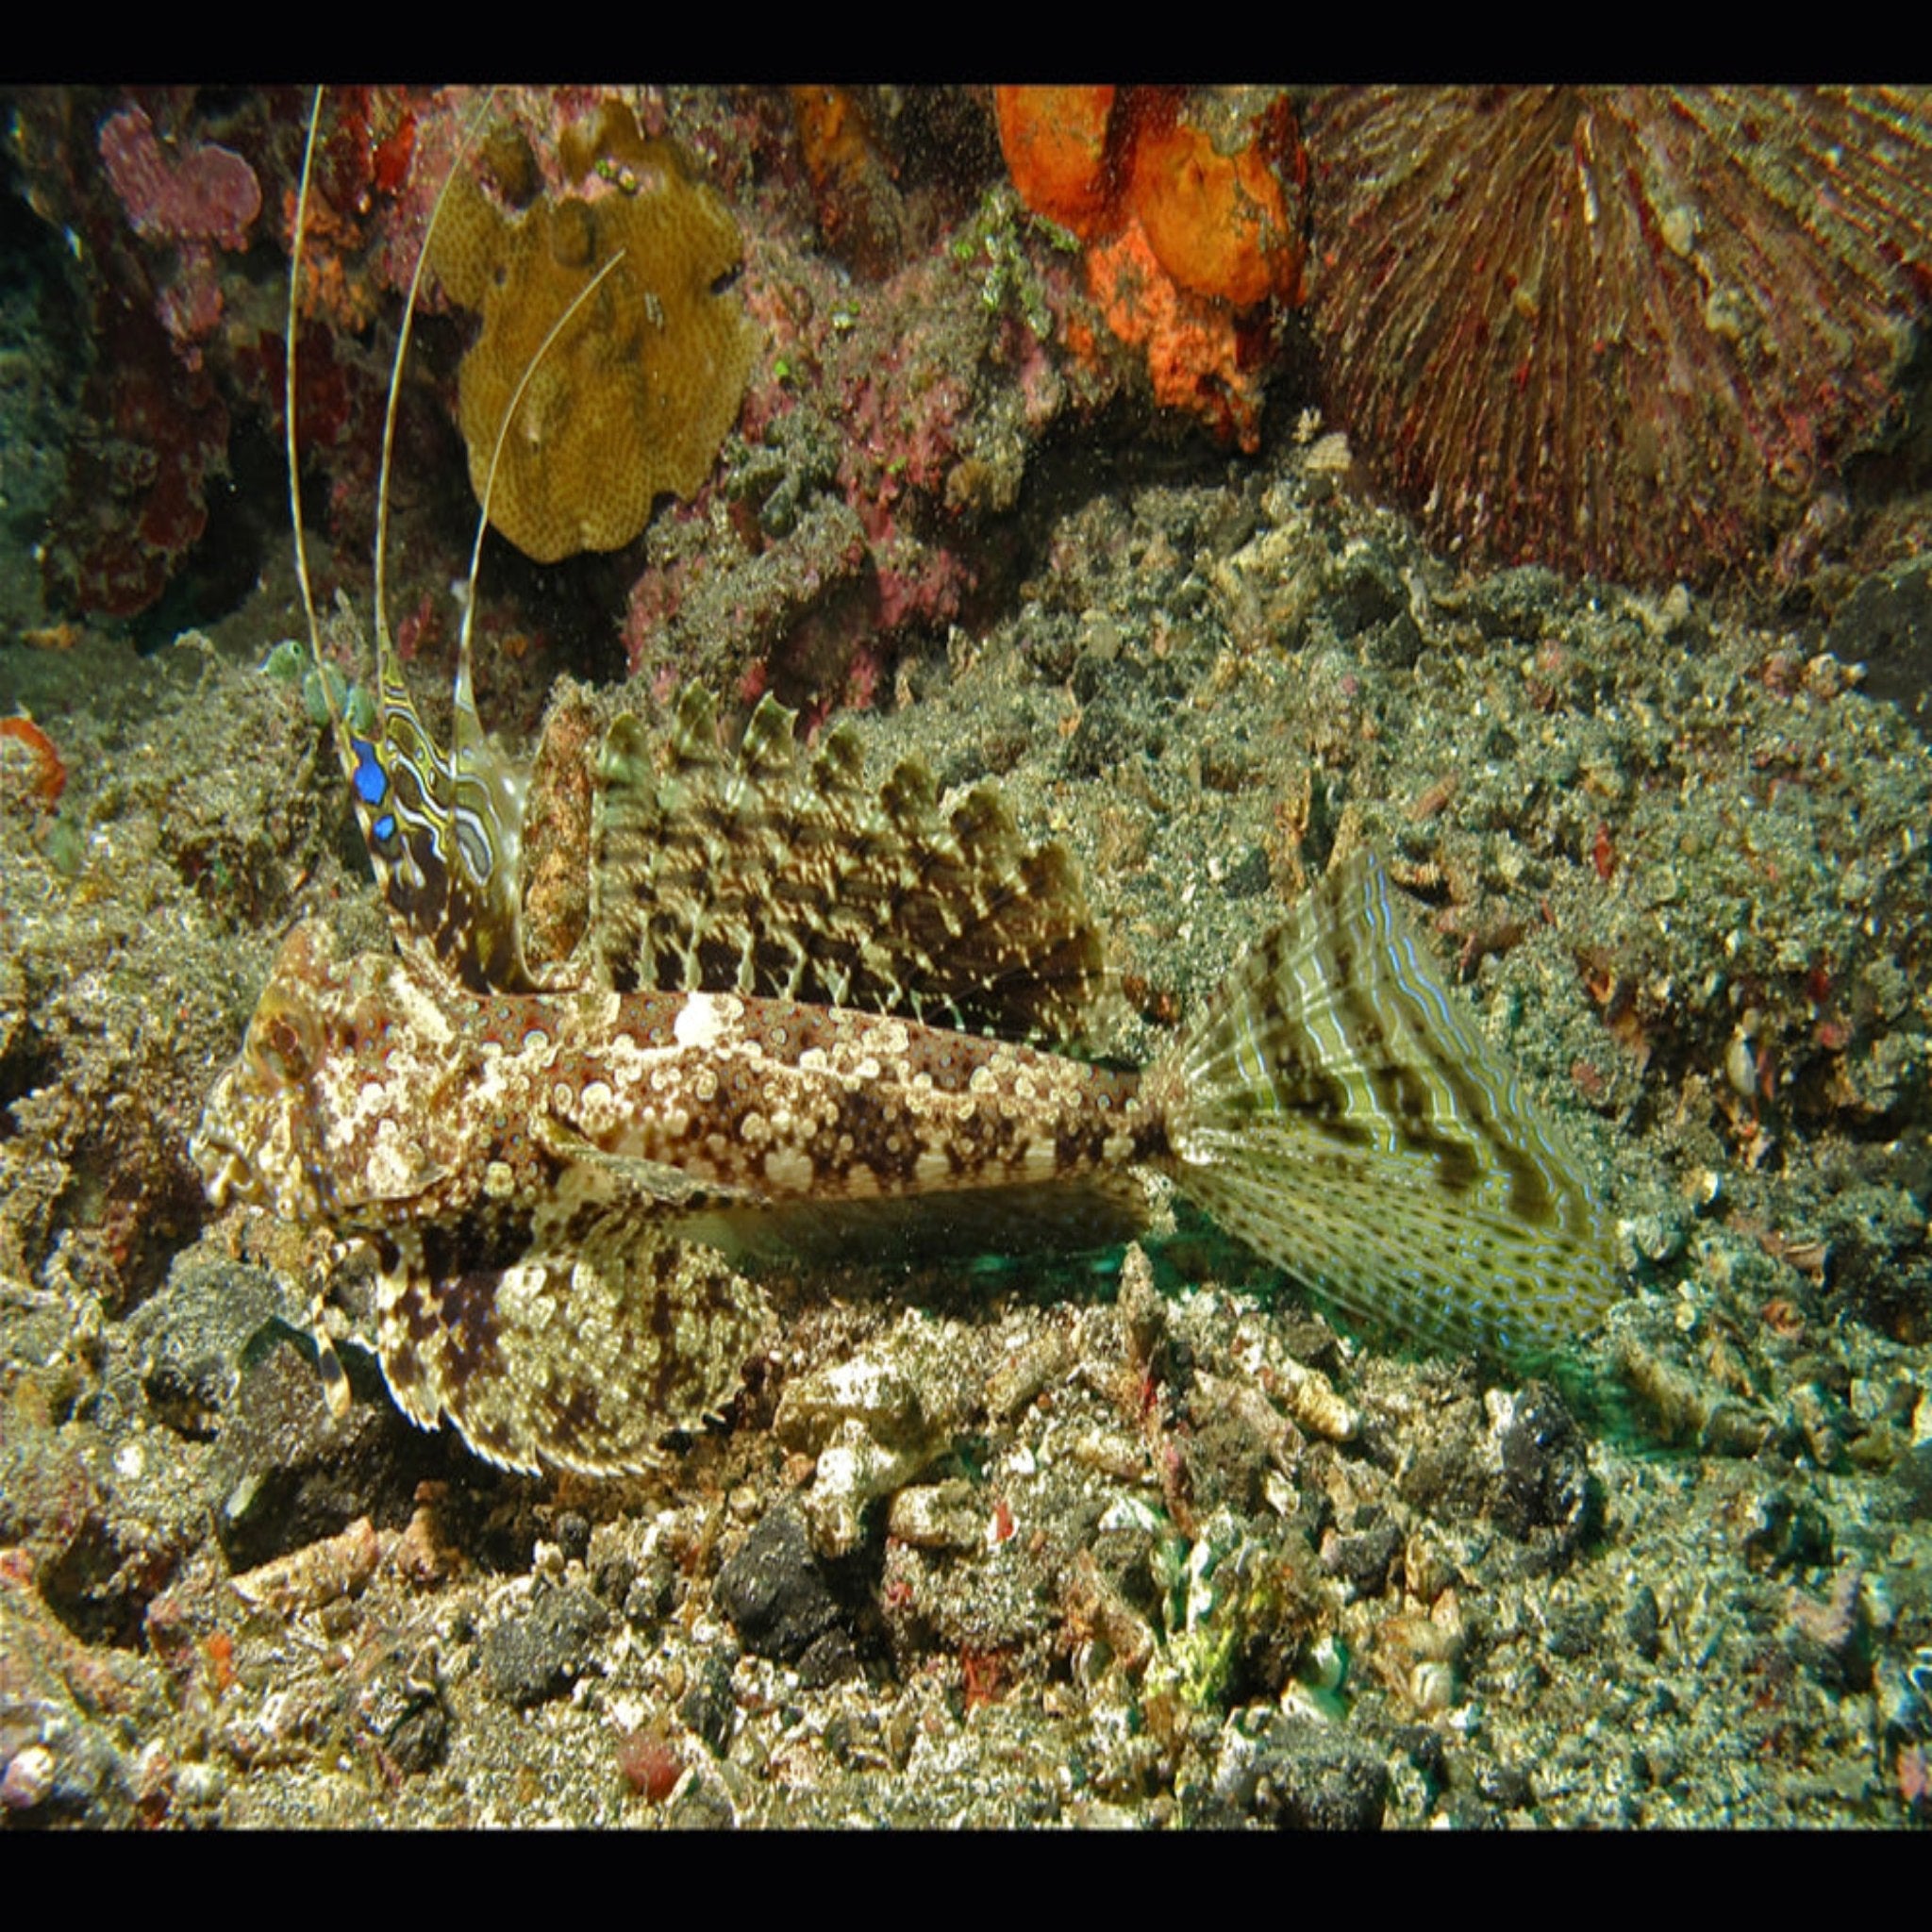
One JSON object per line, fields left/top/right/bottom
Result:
{"left": 195, "top": 778, "right": 1621, "bottom": 1474}
{"left": 196, "top": 913, "right": 1171, "bottom": 1472}
{"left": 192, "top": 93, "right": 1622, "bottom": 1475}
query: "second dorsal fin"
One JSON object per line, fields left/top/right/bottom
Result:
{"left": 591, "top": 684, "right": 1107, "bottom": 1045}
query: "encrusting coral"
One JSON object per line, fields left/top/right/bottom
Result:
{"left": 428, "top": 98, "right": 755, "bottom": 564}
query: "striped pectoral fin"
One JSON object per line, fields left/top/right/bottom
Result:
{"left": 373, "top": 1191, "right": 771, "bottom": 1475}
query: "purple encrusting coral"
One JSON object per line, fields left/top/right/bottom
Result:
{"left": 98, "top": 102, "right": 260, "bottom": 365}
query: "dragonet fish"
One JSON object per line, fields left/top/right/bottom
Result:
{"left": 192, "top": 94, "right": 1621, "bottom": 1475}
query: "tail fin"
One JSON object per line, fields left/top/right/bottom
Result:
{"left": 1153, "top": 849, "right": 1620, "bottom": 1371}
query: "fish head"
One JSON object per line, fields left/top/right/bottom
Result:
{"left": 193, "top": 920, "right": 459, "bottom": 1230}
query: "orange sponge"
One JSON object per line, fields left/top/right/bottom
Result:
{"left": 1126, "top": 92, "right": 1305, "bottom": 309}
{"left": 992, "top": 86, "right": 1121, "bottom": 241}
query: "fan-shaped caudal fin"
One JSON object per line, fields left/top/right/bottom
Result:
{"left": 1153, "top": 849, "right": 1621, "bottom": 1372}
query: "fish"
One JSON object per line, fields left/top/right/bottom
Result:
{"left": 191, "top": 92, "right": 1622, "bottom": 1476}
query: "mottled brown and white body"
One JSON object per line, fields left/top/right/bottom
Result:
{"left": 197, "top": 833, "right": 1621, "bottom": 1474}
{"left": 197, "top": 912, "right": 1173, "bottom": 1472}
{"left": 203, "top": 920, "right": 1167, "bottom": 1241}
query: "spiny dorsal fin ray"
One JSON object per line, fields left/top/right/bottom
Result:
{"left": 670, "top": 682, "right": 724, "bottom": 771}
{"left": 591, "top": 684, "right": 1106, "bottom": 1043}
{"left": 1155, "top": 849, "right": 1619, "bottom": 1370}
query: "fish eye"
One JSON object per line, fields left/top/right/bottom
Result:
{"left": 247, "top": 991, "right": 321, "bottom": 1088}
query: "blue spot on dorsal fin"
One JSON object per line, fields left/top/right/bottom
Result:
{"left": 351, "top": 739, "right": 388, "bottom": 807}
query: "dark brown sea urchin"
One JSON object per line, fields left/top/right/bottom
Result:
{"left": 1307, "top": 87, "right": 1932, "bottom": 587}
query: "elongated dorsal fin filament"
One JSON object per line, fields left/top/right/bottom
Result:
{"left": 285, "top": 90, "right": 351, "bottom": 788}
{"left": 452, "top": 245, "right": 627, "bottom": 776}
{"left": 373, "top": 88, "right": 497, "bottom": 669}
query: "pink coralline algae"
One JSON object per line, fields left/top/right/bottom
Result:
{"left": 98, "top": 102, "right": 260, "bottom": 249}
{"left": 98, "top": 102, "right": 261, "bottom": 362}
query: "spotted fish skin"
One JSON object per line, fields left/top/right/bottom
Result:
{"left": 199, "top": 924, "right": 1164, "bottom": 1241}
{"left": 194, "top": 908, "right": 1169, "bottom": 1474}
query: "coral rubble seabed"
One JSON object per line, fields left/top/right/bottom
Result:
{"left": 0, "top": 85, "right": 1929, "bottom": 1829}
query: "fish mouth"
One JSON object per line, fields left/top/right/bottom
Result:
{"left": 191, "top": 1122, "right": 263, "bottom": 1210}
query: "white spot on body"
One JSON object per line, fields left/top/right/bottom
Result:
{"left": 675, "top": 992, "right": 731, "bottom": 1050}
{"left": 389, "top": 967, "right": 457, "bottom": 1048}
{"left": 364, "top": 1119, "right": 430, "bottom": 1200}
{"left": 498, "top": 1261, "right": 558, "bottom": 1329}
{"left": 326, "top": 1060, "right": 403, "bottom": 1152}
{"left": 762, "top": 1145, "right": 814, "bottom": 1192}
{"left": 469, "top": 1051, "right": 511, "bottom": 1116}
{"left": 600, "top": 1024, "right": 682, "bottom": 1091}
{"left": 573, "top": 1078, "right": 619, "bottom": 1136}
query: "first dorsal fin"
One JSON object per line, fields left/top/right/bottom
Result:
{"left": 591, "top": 684, "right": 1107, "bottom": 1044}
{"left": 287, "top": 91, "right": 620, "bottom": 996}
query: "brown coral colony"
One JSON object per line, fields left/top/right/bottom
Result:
{"left": 1305, "top": 87, "right": 1932, "bottom": 586}
{"left": 429, "top": 100, "right": 753, "bottom": 564}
